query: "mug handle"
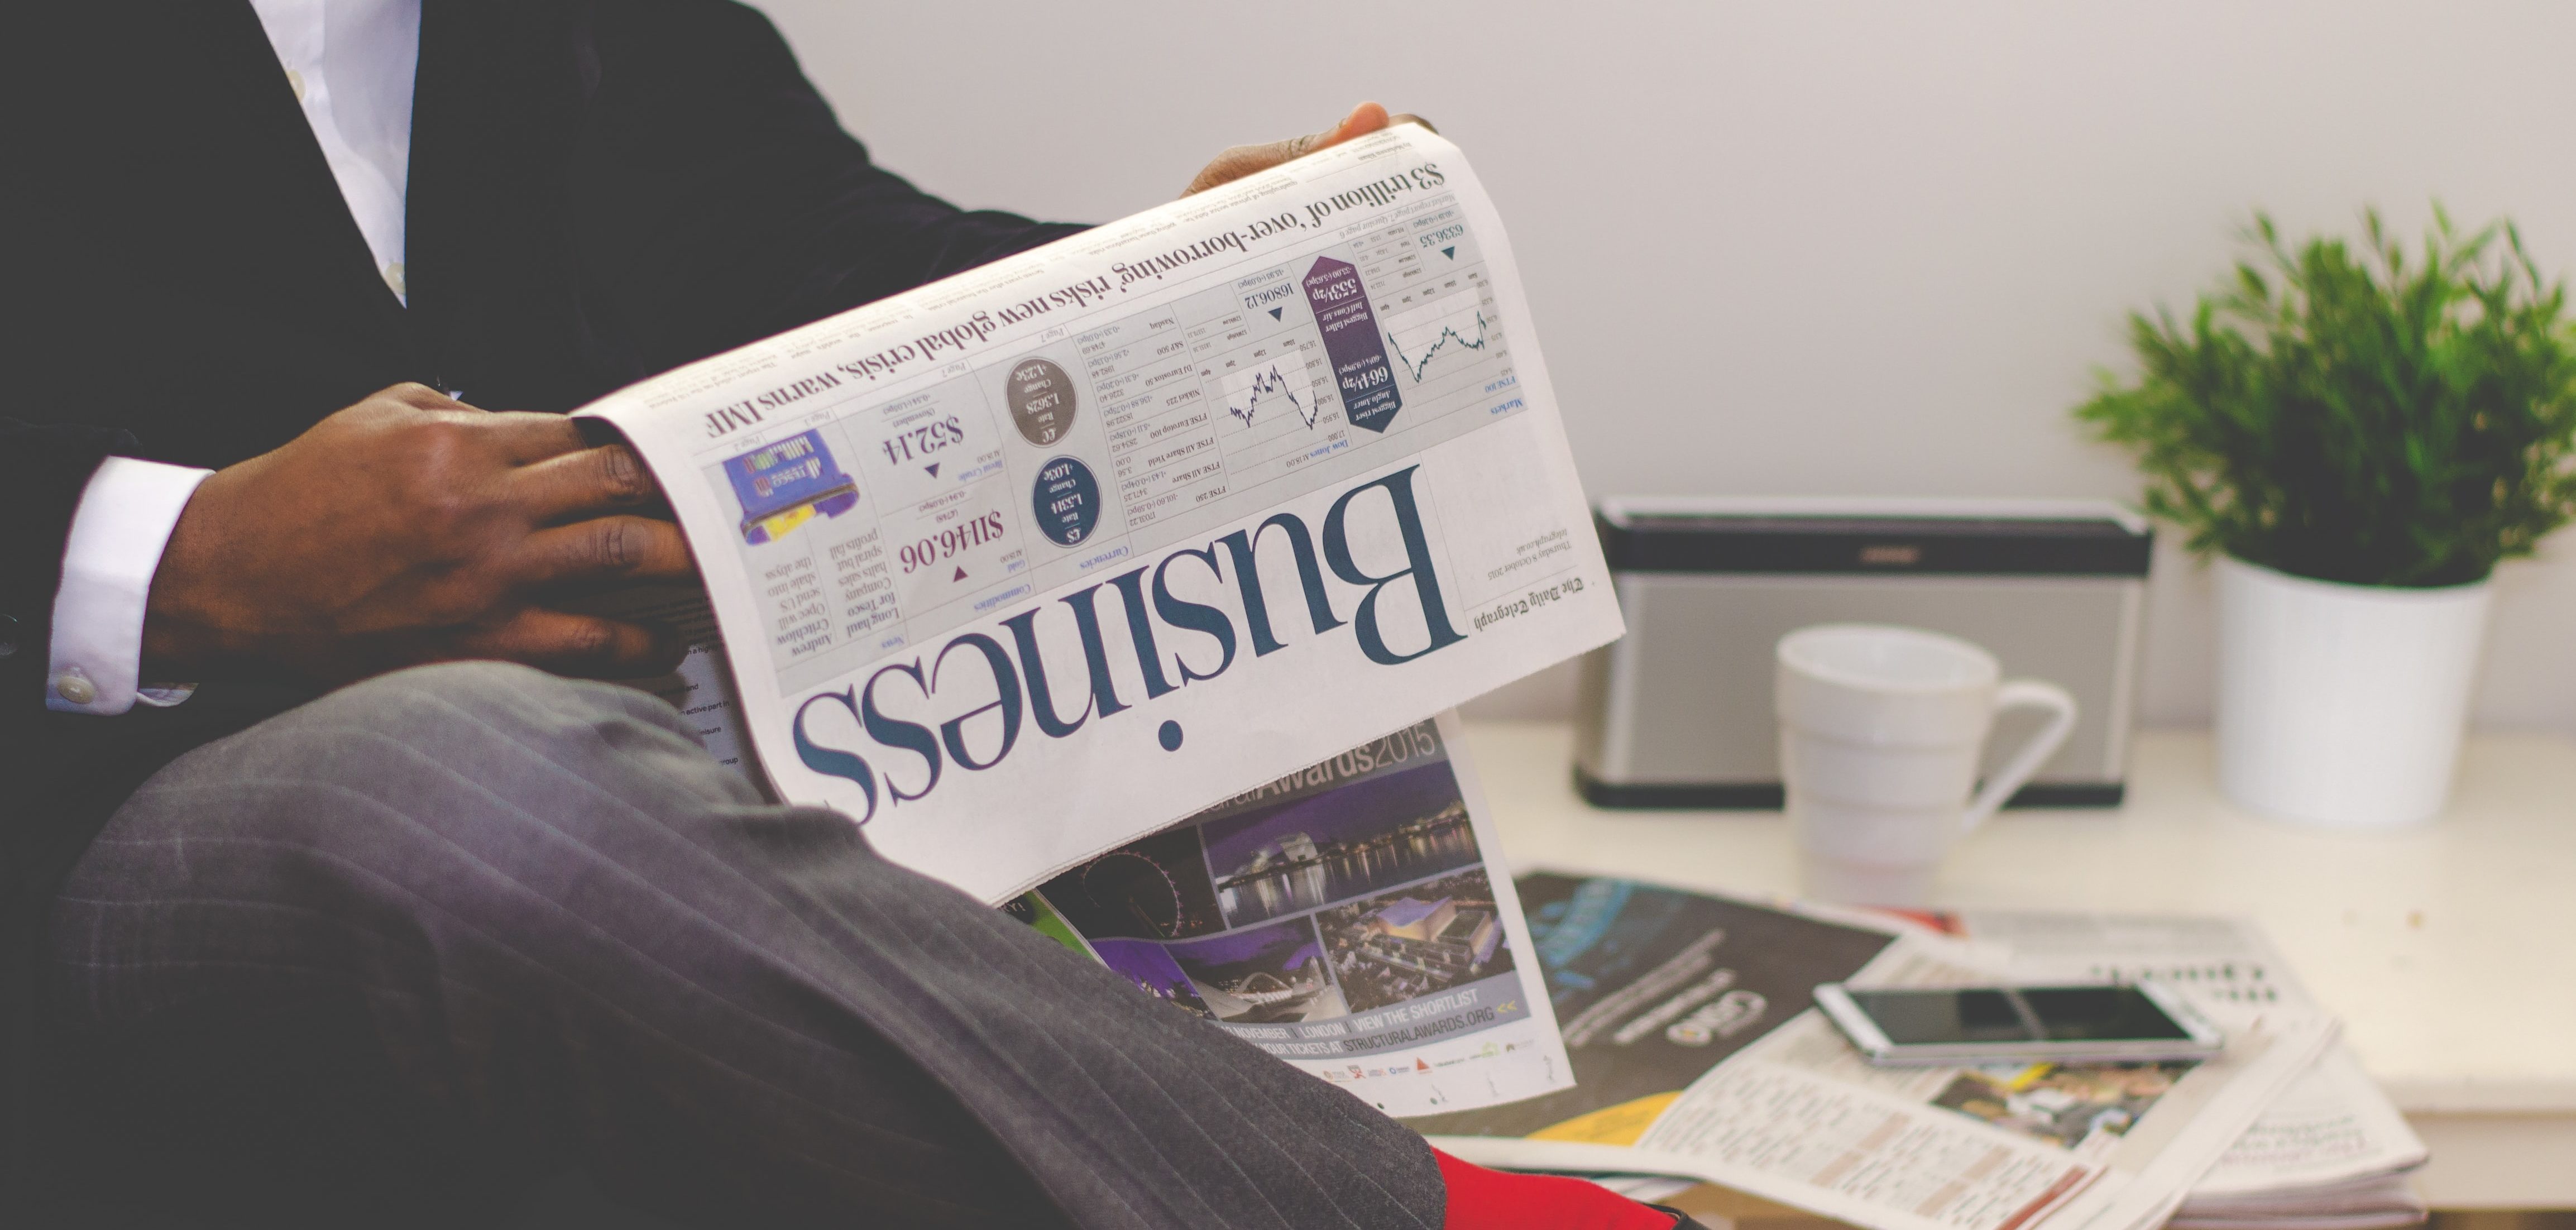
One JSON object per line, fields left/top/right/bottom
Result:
{"left": 1961, "top": 680, "right": 2080, "bottom": 833}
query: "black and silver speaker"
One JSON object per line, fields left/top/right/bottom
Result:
{"left": 1573, "top": 497, "right": 2153, "bottom": 809}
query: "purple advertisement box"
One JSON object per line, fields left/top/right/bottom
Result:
{"left": 1301, "top": 257, "right": 1401, "bottom": 433}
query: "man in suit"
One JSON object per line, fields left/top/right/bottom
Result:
{"left": 3, "top": 3, "right": 1688, "bottom": 1228}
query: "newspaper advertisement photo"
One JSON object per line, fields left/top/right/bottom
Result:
{"left": 576, "top": 123, "right": 1621, "bottom": 906}
{"left": 1011, "top": 715, "right": 1574, "bottom": 1118}
{"left": 1926, "top": 1061, "right": 2193, "bottom": 1150}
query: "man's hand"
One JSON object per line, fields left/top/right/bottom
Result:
{"left": 143, "top": 384, "right": 694, "bottom": 685}
{"left": 1182, "top": 102, "right": 1436, "bottom": 197}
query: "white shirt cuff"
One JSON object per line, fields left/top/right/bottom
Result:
{"left": 48, "top": 457, "right": 214, "bottom": 715}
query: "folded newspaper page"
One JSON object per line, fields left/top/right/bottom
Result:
{"left": 1418, "top": 877, "right": 2335, "bottom": 1230}
{"left": 1406, "top": 875, "right": 1908, "bottom": 1144}
{"left": 1004, "top": 714, "right": 1574, "bottom": 1117}
{"left": 1959, "top": 912, "right": 2429, "bottom": 1227}
{"left": 577, "top": 123, "right": 1620, "bottom": 904}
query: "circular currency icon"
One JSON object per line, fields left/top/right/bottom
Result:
{"left": 1031, "top": 456, "right": 1100, "bottom": 547}
{"left": 1005, "top": 357, "right": 1077, "bottom": 446}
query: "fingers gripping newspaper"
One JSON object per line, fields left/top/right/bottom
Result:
{"left": 573, "top": 126, "right": 1617, "bottom": 1113}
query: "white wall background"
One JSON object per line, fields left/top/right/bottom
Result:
{"left": 746, "top": 0, "right": 2576, "bottom": 733}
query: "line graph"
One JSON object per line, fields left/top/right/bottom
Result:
{"left": 1220, "top": 361, "right": 1319, "bottom": 430}
{"left": 1382, "top": 295, "right": 1495, "bottom": 383}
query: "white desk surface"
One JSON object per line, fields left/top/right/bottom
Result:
{"left": 1459, "top": 722, "right": 2576, "bottom": 1207}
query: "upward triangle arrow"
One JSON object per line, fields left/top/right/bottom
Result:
{"left": 1268, "top": 307, "right": 1284, "bottom": 320}
{"left": 1441, "top": 246, "right": 1456, "bottom": 260}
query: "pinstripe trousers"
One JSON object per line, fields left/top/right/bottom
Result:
{"left": 40, "top": 662, "right": 1445, "bottom": 1229}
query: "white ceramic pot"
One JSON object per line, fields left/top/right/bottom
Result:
{"left": 2214, "top": 555, "right": 2493, "bottom": 828}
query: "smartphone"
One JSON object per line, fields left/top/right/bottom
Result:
{"left": 1813, "top": 982, "right": 2224, "bottom": 1066}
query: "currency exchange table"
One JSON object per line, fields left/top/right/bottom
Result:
{"left": 1459, "top": 723, "right": 2576, "bottom": 1211}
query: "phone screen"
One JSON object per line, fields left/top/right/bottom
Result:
{"left": 1847, "top": 986, "right": 2194, "bottom": 1046}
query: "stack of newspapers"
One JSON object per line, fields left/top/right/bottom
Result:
{"left": 1386, "top": 877, "right": 2431, "bottom": 1230}
{"left": 572, "top": 119, "right": 2422, "bottom": 1230}
{"left": 992, "top": 761, "right": 2432, "bottom": 1230}
{"left": 1544, "top": 908, "right": 2435, "bottom": 1230}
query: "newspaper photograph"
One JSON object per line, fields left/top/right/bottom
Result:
{"left": 576, "top": 123, "right": 1620, "bottom": 904}
{"left": 1005, "top": 715, "right": 1573, "bottom": 1118}
{"left": 1422, "top": 877, "right": 2336, "bottom": 1230}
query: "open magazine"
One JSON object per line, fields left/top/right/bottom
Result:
{"left": 574, "top": 122, "right": 1622, "bottom": 908}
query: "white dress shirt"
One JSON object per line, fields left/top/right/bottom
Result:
{"left": 46, "top": 0, "right": 421, "bottom": 715}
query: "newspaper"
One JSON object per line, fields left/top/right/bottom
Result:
{"left": 1959, "top": 912, "right": 2429, "bottom": 1227}
{"left": 1003, "top": 714, "right": 1573, "bottom": 1117}
{"left": 1420, "top": 877, "right": 2336, "bottom": 1230}
{"left": 587, "top": 585, "right": 753, "bottom": 774}
{"left": 574, "top": 123, "right": 1620, "bottom": 905}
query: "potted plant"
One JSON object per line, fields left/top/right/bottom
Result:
{"left": 2077, "top": 209, "right": 2576, "bottom": 827}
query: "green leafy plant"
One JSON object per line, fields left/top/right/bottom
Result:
{"left": 2076, "top": 208, "right": 2576, "bottom": 587}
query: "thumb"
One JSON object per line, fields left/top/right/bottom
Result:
{"left": 1182, "top": 102, "right": 1391, "bottom": 197}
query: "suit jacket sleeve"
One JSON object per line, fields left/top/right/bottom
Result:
{"left": 570, "top": 1, "right": 1093, "bottom": 370}
{"left": 0, "top": 422, "right": 126, "bottom": 711}
{"left": 1, "top": 138, "right": 125, "bottom": 712}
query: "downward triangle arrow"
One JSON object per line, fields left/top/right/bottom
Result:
{"left": 1268, "top": 307, "right": 1284, "bottom": 320}
{"left": 925, "top": 462, "right": 940, "bottom": 477}
{"left": 954, "top": 566, "right": 967, "bottom": 581}
{"left": 1441, "top": 246, "right": 1455, "bottom": 260}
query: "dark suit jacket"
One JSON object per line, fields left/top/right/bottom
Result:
{"left": 1, "top": 0, "right": 1081, "bottom": 1189}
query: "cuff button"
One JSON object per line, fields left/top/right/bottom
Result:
{"left": 54, "top": 668, "right": 97, "bottom": 705}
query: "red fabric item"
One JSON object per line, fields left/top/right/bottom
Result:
{"left": 1433, "top": 1148, "right": 1679, "bottom": 1230}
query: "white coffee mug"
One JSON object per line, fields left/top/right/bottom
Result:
{"left": 1775, "top": 624, "right": 2079, "bottom": 906}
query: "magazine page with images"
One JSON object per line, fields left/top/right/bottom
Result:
{"left": 1008, "top": 713, "right": 1573, "bottom": 1118}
